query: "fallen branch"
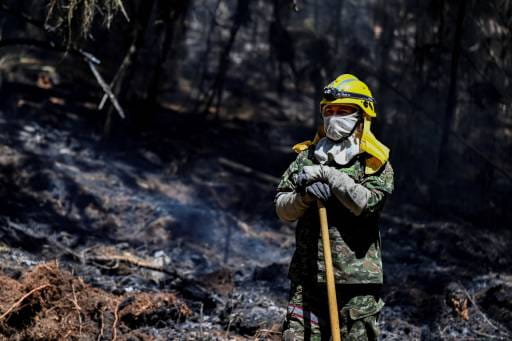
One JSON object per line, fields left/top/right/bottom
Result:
{"left": 474, "top": 330, "right": 505, "bottom": 340}
{"left": 80, "top": 50, "right": 126, "bottom": 119}
{"left": 224, "top": 314, "right": 234, "bottom": 340}
{"left": 112, "top": 300, "right": 120, "bottom": 341}
{"left": 83, "top": 248, "right": 179, "bottom": 278}
{"left": 218, "top": 157, "right": 280, "bottom": 185}
{"left": 97, "top": 308, "right": 105, "bottom": 341}
{"left": 99, "top": 43, "right": 136, "bottom": 110}
{"left": 70, "top": 283, "right": 83, "bottom": 336}
{"left": 90, "top": 258, "right": 120, "bottom": 270}
{"left": 0, "top": 284, "right": 52, "bottom": 320}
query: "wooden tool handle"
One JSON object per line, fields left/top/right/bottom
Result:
{"left": 318, "top": 200, "right": 341, "bottom": 341}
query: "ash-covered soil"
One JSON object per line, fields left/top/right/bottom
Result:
{"left": 0, "top": 96, "right": 511, "bottom": 340}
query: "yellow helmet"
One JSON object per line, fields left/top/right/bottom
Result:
{"left": 302, "top": 74, "right": 390, "bottom": 174}
{"left": 320, "top": 74, "right": 376, "bottom": 117}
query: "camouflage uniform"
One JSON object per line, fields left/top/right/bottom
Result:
{"left": 276, "top": 147, "right": 394, "bottom": 341}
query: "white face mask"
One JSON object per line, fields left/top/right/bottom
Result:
{"left": 323, "top": 112, "right": 360, "bottom": 141}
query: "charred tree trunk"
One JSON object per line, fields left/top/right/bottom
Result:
{"left": 111, "top": 0, "right": 190, "bottom": 131}
{"left": 202, "top": 0, "right": 250, "bottom": 117}
{"left": 105, "top": 0, "right": 155, "bottom": 135}
{"left": 144, "top": 2, "right": 190, "bottom": 112}
{"left": 193, "top": 0, "right": 221, "bottom": 111}
{"left": 333, "top": 0, "right": 345, "bottom": 54}
{"left": 436, "top": 0, "right": 467, "bottom": 175}
{"left": 373, "top": 0, "right": 392, "bottom": 138}
{"left": 269, "top": 0, "right": 296, "bottom": 96}
{"left": 313, "top": 0, "right": 319, "bottom": 32}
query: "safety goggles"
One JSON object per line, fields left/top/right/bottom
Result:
{"left": 322, "top": 104, "right": 359, "bottom": 117}
{"left": 322, "top": 87, "right": 375, "bottom": 103}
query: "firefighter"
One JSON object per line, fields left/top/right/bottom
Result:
{"left": 275, "top": 74, "right": 394, "bottom": 340}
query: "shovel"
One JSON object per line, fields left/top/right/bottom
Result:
{"left": 317, "top": 199, "right": 341, "bottom": 341}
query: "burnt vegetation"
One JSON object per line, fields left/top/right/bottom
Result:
{"left": 0, "top": 0, "right": 511, "bottom": 339}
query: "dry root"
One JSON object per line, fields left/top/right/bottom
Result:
{"left": 0, "top": 261, "right": 190, "bottom": 339}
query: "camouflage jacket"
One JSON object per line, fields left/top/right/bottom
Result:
{"left": 276, "top": 147, "right": 394, "bottom": 284}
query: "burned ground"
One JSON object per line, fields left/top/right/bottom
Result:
{"left": 0, "top": 90, "right": 511, "bottom": 340}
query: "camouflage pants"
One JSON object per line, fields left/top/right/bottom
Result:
{"left": 282, "top": 283, "right": 384, "bottom": 341}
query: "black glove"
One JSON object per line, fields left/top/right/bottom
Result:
{"left": 294, "top": 170, "right": 309, "bottom": 195}
{"left": 305, "top": 182, "right": 331, "bottom": 202}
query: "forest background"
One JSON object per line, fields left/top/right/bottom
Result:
{"left": 2, "top": 0, "right": 511, "bottom": 221}
{"left": 0, "top": 0, "right": 511, "bottom": 339}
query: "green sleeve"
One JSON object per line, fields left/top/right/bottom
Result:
{"left": 361, "top": 161, "right": 394, "bottom": 214}
{"left": 276, "top": 150, "right": 313, "bottom": 192}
